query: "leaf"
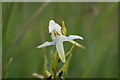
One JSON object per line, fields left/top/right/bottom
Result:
{"left": 43, "top": 60, "right": 51, "bottom": 78}
{"left": 54, "top": 51, "right": 60, "bottom": 63}
{"left": 50, "top": 50, "right": 58, "bottom": 77}
{"left": 45, "top": 71, "right": 51, "bottom": 78}
{"left": 57, "top": 54, "right": 72, "bottom": 77}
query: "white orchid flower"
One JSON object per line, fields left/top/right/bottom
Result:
{"left": 37, "top": 20, "right": 83, "bottom": 63}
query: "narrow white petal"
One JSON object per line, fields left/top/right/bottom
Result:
{"left": 37, "top": 41, "right": 55, "bottom": 48}
{"left": 61, "top": 35, "right": 68, "bottom": 41}
{"left": 61, "top": 35, "right": 83, "bottom": 41}
{"left": 55, "top": 36, "right": 66, "bottom": 63}
{"left": 68, "top": 35, "right": 83, "bottom": 40}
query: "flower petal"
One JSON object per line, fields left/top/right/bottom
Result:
{"left": 51, "top": 32, "right": 55, "bottom": 40}
{"left": 61, "top": 35, "right": 83, "bottom": 41}
{"left": 55, "top": 36, "right": 66, "bottom": 63}
{"left": 48, "top": 20, "right": 61, "bottom": 33}
{"left": 67, "top": 35, "right": 83, "bottom": 40}
{"left": 37, "top": 41, "right": 55, "bottom": 48}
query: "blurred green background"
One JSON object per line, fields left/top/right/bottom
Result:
{"left": 0, "top": 2, "right": 2, "bottom": 78}
{"left": 2, "top": 2, "right": 118, "bottom": 78}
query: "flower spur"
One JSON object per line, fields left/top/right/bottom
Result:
{"left": 37, "top": 20, "right": 83, "bottom": 63}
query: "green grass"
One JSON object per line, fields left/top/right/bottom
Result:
{"left": 2, "top": 2, "right": 118, "bottom": 78}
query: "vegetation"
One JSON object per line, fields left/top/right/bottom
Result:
{"left": 2, "top": 2, "right": 118, "bottom": 78}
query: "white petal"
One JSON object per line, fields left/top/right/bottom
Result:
{"left": 55, "top": 36, "right": 66, "bottom": 63}
{"left": 68, "top": 35, "right": 83, "bottom": 40}
{"left": 51, "top": 32, "right": 55, "bottom": 40}
{"left": 61, "top": 35, "right": 68, "bottom": 41}
{"left": 48, "top": 20, "right": 61, "bottom": 33}
{"left": 37, "top": 41, "right": 55, "bottom": 48}
{"left": 61, "top": 35, "right": 83, "bottom": 41}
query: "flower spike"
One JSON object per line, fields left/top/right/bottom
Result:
{"left": 37, "top": 20, "right": 84, "bottom": 63}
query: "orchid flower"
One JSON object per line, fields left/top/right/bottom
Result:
{"left": 37, "top": 20, "right": 83, "bottom": 63}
